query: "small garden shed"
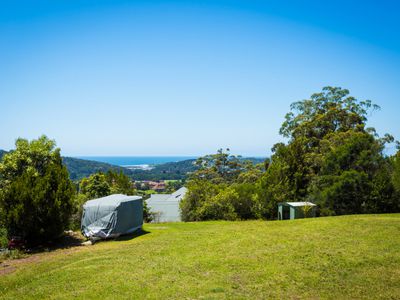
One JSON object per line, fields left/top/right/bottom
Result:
{"left": 278, "top": 202, "right": 316, "bottom": 220}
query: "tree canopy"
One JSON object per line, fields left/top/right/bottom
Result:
{"left": 181, "top": 87, "right": 400, "bottom": 221}
{"left": 0, "top": 136, "right": 75, "bottom": 245}
{"left": 263, "top": 86, "right": 399, "bottom": 217}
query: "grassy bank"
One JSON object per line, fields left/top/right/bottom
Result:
{"left": 1, "top": 214, "right": 400, "bottom": 299}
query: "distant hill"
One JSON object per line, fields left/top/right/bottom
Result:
{"left": 0, "top": 149, "right": 266, "bottom": 181}
{"left": 128, "top": 157, "right": 266, "bottom": 180}
{"left": 62, "top": 157, "right": 134, "bottom": 181}
{"left": 0, "top": 150, "right": 134, "bottom": 181}
{"left": 129, "top": 159, "right": 198, "bottom": 180}
{"left": 0, "top": 149, "right": 6, "bottom": 160}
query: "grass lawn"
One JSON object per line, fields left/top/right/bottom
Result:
{"left": 1, "top": 214, "right": 400, "bottom": 299}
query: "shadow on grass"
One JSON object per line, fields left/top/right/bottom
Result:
{"left": 114, "top": 228, "right": 150, "bottom": 241}
{"left": 27, "top": 231, "right": 86, "bottom": 254}
{"left": 20, "top": 228, "right": 150, "bottom": 254}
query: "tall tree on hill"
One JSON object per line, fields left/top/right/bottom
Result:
{"left": 392, "top": 150, "right": 400, "bottom": 198}
{"left": 0, "top": 136, "right": 75, "bottom": 245}
{"left": 261, "top": 86, "right": 399, "bottom": 217}
{"left": 191, "top": 148, "right": 244, "bottom": 184}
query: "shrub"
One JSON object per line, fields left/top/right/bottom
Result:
{"left": 198, "top": 188, "right": 239, "bottom": 221}
{"left": 0, "top": 227, "right": 7, "bottom": 249}
{"left": 0, "top": 136, "right": 75, "bottom": 246}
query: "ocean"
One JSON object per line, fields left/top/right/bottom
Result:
{"left": 76, "top": 156, "right": 197, "bottom": 167}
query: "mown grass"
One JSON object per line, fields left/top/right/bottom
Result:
{"left": 1, "top": 214, "right": 400, "bottom": 299}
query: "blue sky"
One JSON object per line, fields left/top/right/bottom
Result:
{"left": 1, "top": 0, "right": 399, "bottom": 156}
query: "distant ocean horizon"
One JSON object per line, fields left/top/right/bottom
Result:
{"left": 76, "top": 156, "right": 198, "bottom": 167}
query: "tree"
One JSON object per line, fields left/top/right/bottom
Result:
{"left": 192, "top": 148, "right": 244, "bottom": 184}
{"left": 165, "top": 180, "right": 183, "bottom": 193}
{"left": 197, "top": 188, "right": 239, "bottom": 221}
{"left": 393, "top": 150, "right": 400, "bottom": 194}
{"left": 105, "top": 170, "right": 136, "bottom": 195}
{"left": 180, "top": 179, "right": 222, "bottom": 221}
{"left": 79, "top": 170, "right": 136, "bottom": 198}
{"left": 0, "top": 136, "right": 75, "bottom": 245}
{"left": 309, "top": 130, "right": 396, "bottom": 215}
{"left": 262, "top": 86, "right": 398, "bottom": 217}
{"left": 79, "top": 173, "right": 110, "bottom": 199}
{"left": 181, "top": 150, "right": 265, "bottom": 221}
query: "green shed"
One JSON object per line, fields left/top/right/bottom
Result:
{"left": 278, "top": 202, "right": 316, "bottom": 220}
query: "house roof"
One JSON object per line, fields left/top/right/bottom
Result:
{"left": 147, "top": 194, "right": 171, "bottom": 201}
{"left": 146, "top": 187, "right": 188, "bottom": 222}
{"left": 167, "top": 187, "right": 188, "bottom": 201}
{"left": 147, "top": 187, "right": 188, "bottom": 203}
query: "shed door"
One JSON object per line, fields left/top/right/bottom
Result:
{"left": 282, "top": 206, "right": 290, "bottom": 220}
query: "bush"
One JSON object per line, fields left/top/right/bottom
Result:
{"left": 0, "top": 136, "right": 75, "bottom": 246}
{"left": 198, "top": 188, "right": 239, "bottom": 221}
{"left": 0, "top": 227, "right": 7, "bottom": 249}
{"left": 70, "top": 194, "right": 88, "bottom": 231}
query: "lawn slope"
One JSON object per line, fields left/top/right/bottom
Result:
{"left": 1, "top": 215, "right": 400, "bottom": 299}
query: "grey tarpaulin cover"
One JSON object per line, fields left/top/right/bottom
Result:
{"left": 81, "top": 194, "right": 143, "bottom": 238}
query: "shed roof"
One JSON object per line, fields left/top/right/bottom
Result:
{"left": 280, "top": 202, "right": 316, "bottom": 207}
{"left": 84, "top": 194, "right": 142, "bottom": 208}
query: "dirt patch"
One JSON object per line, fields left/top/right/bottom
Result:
{"left": 0, "top": 263, "right": 16, "bottom": 276}
{"left": 0, "top": 254, "right": 40, "bottom": 276}
{"left": 0, "top": 231, "right": 87, "bottom": 277}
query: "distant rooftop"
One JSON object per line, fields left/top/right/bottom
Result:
{"left": 281, "top": 202, "right": 316, "bottom": 207}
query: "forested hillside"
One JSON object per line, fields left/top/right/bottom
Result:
{"left": 62, "top": 157, "right": 133, "bottom": 180}
{"left": 1, "top": 149, "right": 265, "bottom": 181}
{"left": 0, "top": 150, "right": 6, "bottom": 160}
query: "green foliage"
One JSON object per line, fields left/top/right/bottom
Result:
{"left": 182, "top": 87, "right": 400, "bottom": 221}
{"left": 79, "top": 170, "right": 136, "bottom": 199}
{"left": 62, "top": 157, "right": 131, "bottom": 181}
{"left": 130, "top": 159, "right": 199, "bottom": 180}
{"left": 393, "top": 151, "right": 400, "bottom": 194}
{"left": 180, "top": 179, "right": 222, "bottom": 221}
{"left": 192, "top": 148, "right": 244, "bottom": 183}
{"left": 198, "top": 188, "right": 239, "bottom": 220}
{"left": 59, "top": 155, "right": 266, "bottom": 181}
{"left": 253, "top": 159, "right": 290, "bottom": 219}
{"left": 0, "top": 227, "right": 8, "bottom": 248}
{"left": 263, "top": 86, "right": 399, "bottom": 217}
{"left": 0, "top": 136, "right": 75, "bottom": 245}
{"left": 69, "top": 193, "right": 89, "bottom": 230}
{"left": 279, "top": 86, "right": 380, "bottom": 140}
{"left": 79, "top": 173, "right": 110, "bottom": 198}
{"left": 143, "top": 200, "right": 153, "bottom": 223}
{"left": 105, "top": 170, "right": 136, "bottom": 195}
{"left": 180, "top": 149, "right": 265, "bottom": 221}
{"left": 0, "top": 249, "right": 26, "bottom": 263}
{"left": 165, "top": 180, "right": 184, "bottom": 193}
{"left": 0, "top": 149, "right": 6, "bottom": 161}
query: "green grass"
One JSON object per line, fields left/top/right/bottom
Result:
{"left": 1, "top": 214, "right": 400, "bottom": 299}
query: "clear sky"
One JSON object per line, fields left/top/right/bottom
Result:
{"left": 1, "top": 0, "right": 399, "bottom": 156}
